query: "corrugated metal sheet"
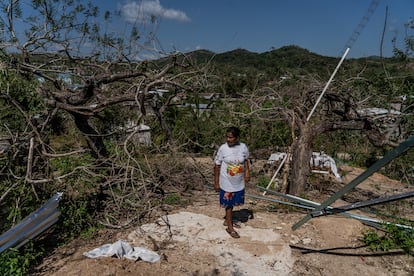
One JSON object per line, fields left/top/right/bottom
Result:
{"left": 0, "top": 192, "right": 62, "bottom": 253}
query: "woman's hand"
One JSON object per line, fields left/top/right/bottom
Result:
{"left": 214, "top": 182, "right": 220, "bottom": 192}
{"left": 244, "top": 174, "right": 250, "bottom": 184}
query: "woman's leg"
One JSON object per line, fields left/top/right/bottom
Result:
{"left": 220, "top": 189, "right": 240, "bottom": 238}
{"left": 225, "top": 207, "right": 233, "bottom": 232}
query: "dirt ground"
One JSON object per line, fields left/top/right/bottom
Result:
{"left": 33, "top": 159, "right": 413, "bottom": 276}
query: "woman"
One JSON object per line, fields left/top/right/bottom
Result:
{"left": 214, "top": 126, "right": 250, "bottom": 238}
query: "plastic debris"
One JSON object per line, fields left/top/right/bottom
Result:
{"left": 83, "top": 240, "right": 160, "bottom": 263}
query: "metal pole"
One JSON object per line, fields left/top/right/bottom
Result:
{"left": 246, "top": 192, "right": 412, "bottom": 230}
{"left": 312, "top": 190, "right": 414, "bottom": 217}
{"left": 306, "top": 47, "right": 350, "bottom": 122}
{"left": 247, "top": 193, "right": 314, "bottom": 210}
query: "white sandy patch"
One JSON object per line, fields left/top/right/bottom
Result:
{"left": 128, "top": 211, "right": 294, "bottom": 275}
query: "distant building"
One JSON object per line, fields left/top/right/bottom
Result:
{"left": 124, "top": 121, "right": 151, "bottom": 146}
{"left": 57, "top": 73, "right": 73, "bottom": 85}
{"left": 136, "top": 124, "right": 151, "bottom": 145}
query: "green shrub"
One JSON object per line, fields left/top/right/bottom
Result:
{"left": 362, "top": 219, "right": 414, "bottom": 255}
{"left": 57, "top": 195, "right": 97, "bottom": 242}
{"left": 164, "top": 193, "right": 181, "bottom": 205}
{"left": 257, "top": 175, "right": 271, "bottom": 188}
{"left": 0, "top": 243, "right": 43, "bottom": 276}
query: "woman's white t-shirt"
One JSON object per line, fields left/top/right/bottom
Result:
{"left": 214, "top": 142, "right": 249, "bottom": 192}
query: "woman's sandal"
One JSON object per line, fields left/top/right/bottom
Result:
{"left": 223, "top": 220, "right": 241, "bottom": 228}
{"left": 226, "top": 228, "right": 240, "bottom": 238}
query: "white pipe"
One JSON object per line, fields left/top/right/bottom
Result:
{"left": 263, "top": 154, "right": 287, "bottom": 195}
{"left": 306, "top": 47, "right": 350, "bottom": 122}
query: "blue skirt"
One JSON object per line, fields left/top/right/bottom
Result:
{"left": 220, "top": 189, "right": 245, "bottom": 208}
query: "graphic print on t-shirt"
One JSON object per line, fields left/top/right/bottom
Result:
{"left": 227, "top": 163, "right": 243, "bottom": 176}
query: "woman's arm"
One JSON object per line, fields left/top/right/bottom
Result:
{"left": 244, "top": 160, "right": 250, "bottom": 184}
{"left": 214, "top": 164, "right": 220, "bottom": 191}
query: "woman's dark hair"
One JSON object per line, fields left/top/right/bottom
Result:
{"left": 226, "top": 126, "right": 240, "bottom": 138}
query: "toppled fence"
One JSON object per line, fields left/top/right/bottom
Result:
{"left": 0, "top": 192, "right": 62, "bottom": 254}
{"left": 292, "top": 135, "right": 414, "bottom": 230}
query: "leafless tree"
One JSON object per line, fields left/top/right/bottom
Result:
{"left": 238, "top": 71, "right": 410, "bottom": 195}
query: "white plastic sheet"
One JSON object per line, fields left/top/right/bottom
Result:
{"left": 268, "top": 152, "right": 342, "bottom": 179}
{"left": 310, "top": 152, "right": 341, "bottom": 179}
{"left": 83, "top": 240, "right": 160, "bottom": 263}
